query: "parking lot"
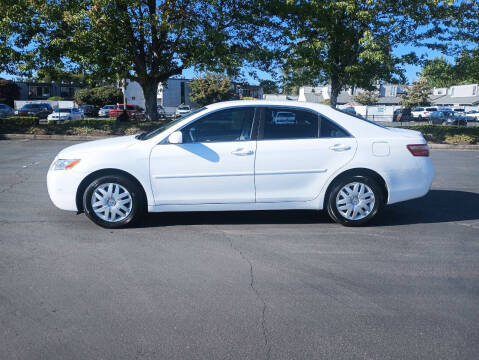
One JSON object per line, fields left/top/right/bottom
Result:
{"left": 0, "top": 139, "right": 478, "bottom": 360}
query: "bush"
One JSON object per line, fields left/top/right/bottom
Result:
{"left": 0, "top": 117, "right": 38, "bottom": 132}
{"left": 403, "top": 125, "right": 479, "bottom": 144}
{"left": 74, "top": 86, "right": 123, "bottom": 107}
{"left": 47, "top": 96, "right": 63, "bottom": 101}
{"left": 444, "top": 134, "right": 476, "bottom": 145}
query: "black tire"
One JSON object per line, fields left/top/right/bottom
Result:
{"left": 326, "top": 175, "right": 384, "bottom": 226}
{"left": 83, "top": 174, "right": 145, "bottom": 228}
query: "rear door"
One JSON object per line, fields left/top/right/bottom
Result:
{"left": 254, "top": 107, "right": 357, "bottom": 202}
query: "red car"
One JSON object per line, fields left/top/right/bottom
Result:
{"left": 109, "top": 104, "right": 145, "bottom": 120}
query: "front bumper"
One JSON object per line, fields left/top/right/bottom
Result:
{"left": 47, "top": 168, "right": 88, "bottom": 211}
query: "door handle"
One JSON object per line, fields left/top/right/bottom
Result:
{"left": 329, "top": 144, "right": 351, "bottom": 151}
{"left": 231, "top": 148, "right": 254, "bottom": 156}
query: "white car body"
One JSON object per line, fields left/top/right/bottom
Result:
{"left": 411, "top": 107, "right": 437, "bottom": 119}
{"left": 273, "top": 111, "right": 297, "bottom": 124}
{"left": 175, "top": 105, "right": 191, "bottom": 117}
{"left": 47, "top": 100, "right": 434, "bottom": 226}
{"left": 98, "top": 105, "right": 116, "bottom": 117}
{"left": 47, "top": 108, "right": 83, "bottom": 122}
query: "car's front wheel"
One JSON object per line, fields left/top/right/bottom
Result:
{"left": 83, "top": 174, "right": 145, "bottom": 228}
{"left": 326, "top": 175, "right": 383, "bottom": 226}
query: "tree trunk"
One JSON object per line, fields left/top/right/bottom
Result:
{"left": 329, "top": 77, "right": 341, "bottom": 108}
{"left": 140, "top": 79, "right": 160, "bottom": 121}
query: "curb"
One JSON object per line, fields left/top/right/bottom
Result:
{"left": 0, "top": 133, "right": 117, "bottom": 141}
{"left": 1, "top": 133, "right": 479, "bottom": 150}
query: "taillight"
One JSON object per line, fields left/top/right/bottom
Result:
{"left": 407, "top": 144, "right": 429, "bottom": 157}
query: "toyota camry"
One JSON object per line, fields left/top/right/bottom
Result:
{"left": 47, "top": 101, "right": 434, "bottom": 228}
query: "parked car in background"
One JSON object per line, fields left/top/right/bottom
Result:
{"left": 15, "top": 103, "right": 53, "bottom": 119}
{"left": 79, "top": 105, "right": 99, "bottom": 118}
{"left": 157, "top": 105, "right": 167, "bottom": 119}
{"left": 109, "top": 104, "right": 145, "bottom": 120}
{"left": 411, "top": 107, "right": 437, "bottom": 120}
{"left": 47, "top": 108, "right": 84, "bottom": 123}
{"left": 273, "top": 111, "right": 297, "bottom": 124}
{"left": 393, "top": 108, "right": 413, "bottom": 122}
{"left": 429, "top": 110, "right": 467, "bottom": 126}
{"left": 342, "top": 108, "right": 356, "bottom": 115}
{"left": 465, "top": 110, "right": 479, "bottom": 121}
{"left": 175, "top": 104, "right": 191, "bottom": 117}
{"left": 98, "top": 105, "right": 116, "bottom": 117}
{"left": 47, "top": 100, "right": 434, "bottom": 229}
{"left": 0, "top": 103, "right": 14, "bottom": 118}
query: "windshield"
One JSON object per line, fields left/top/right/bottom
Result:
{"left": 178, "top": 106, "right": 190, "bottom": 110}
{"left": 23, "top": 104, "right": 41, "bottom": 109}
{"left": 140, "top": 107, "right": 206, "bottom": 140}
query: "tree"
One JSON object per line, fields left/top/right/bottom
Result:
{"left": 1, "top": 1, "right": 269, "bottom": 121}
{"left": 420, "top": 57, "right": 455, "bottom": 88}
{"left": 268, "top": 0, "right": 446, "bottom": 107}
{"left": 189, "top": 73, "right": 235, "bottom": 106}
{"left": 74, "top": 86, "right": 123, "bottom": 107}
{"left": 0, "top": 79, "right": 20, "bottom": 107}
{"left": 400, "top": 78, "right": 432, "bottom": 108}
{"left": 353, "top": 90, "right": 379, "bottom": 106}
{"left": 454, "top": 49, "right": 479, "bottom": 85}
{"left": 259, "top": 79, "right": 279, "bottom": 94}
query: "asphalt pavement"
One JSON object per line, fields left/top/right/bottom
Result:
{"left": 0, "top": 139, "right": 478, "bottom": 360}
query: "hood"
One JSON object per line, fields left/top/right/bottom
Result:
{"left": 58, "top": 135, "right": 139, "bottom": 157}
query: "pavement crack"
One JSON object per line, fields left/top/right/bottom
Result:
{"left": 224, "top": 232, "right": 272, "bottom": 360}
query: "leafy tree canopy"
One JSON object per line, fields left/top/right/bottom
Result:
{"left": 1, "top": 0, "right": 271, "bottom": 120}
{"left": 259, "top": 79, "right": 279, "bottom": 94}
{"left": 0, "top": 78, "right": 20, "bottom": 107}
{"left": 189, "top": 73, "right": 235, "bottom": 107}
{"left": 353, "top": 90, "right": 379, "bottom": 106}
{"left": 267, "top": 0, "right": 469, "bottom": 107}
{"left": 74, "top": 86, "right": 123, "bottom": 107}
{"left": 400, "top": 78, "right": 432, "bottom": 108}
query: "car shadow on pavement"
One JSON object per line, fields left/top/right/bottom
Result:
{"left": 140, "top": 190, "right": 478, "bottom": 227}
{"left": 371, "top": 189, "right": 479, "bottom": 226}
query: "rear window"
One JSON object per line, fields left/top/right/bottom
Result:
{"left": 426, "top": 107, "right": 437, "bottom": 111}
{"left": 414, "top": 107, "right": 424, "bottom": 111}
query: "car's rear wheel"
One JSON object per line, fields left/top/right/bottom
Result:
{"left": 83, "top": 174, "right": 144, "bottom": 228}
{"left": 327, "top": 175, "right": 383, "bottom": 226}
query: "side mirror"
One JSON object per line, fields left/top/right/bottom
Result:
{"left": 168, "top": 131, "right": 183, "bottom": 144}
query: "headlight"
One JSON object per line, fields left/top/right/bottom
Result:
{"left": 53, "top": 159, "right": 81, "bottom": 170}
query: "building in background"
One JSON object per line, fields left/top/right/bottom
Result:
{"left": 431, "top": 84, "right": 479, "bottom": 109}
{"left": 125, "top": 77, "right": 264, "bottom": 114}
{"left": 15, "top": 80, "right": 84, "bottom": 101}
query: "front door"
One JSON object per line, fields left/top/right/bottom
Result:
{"left": 149, "top": 107, "right": 257, "bottom": 205}
{"left": 254, "top": 107, "right": 357, "bottom": 202}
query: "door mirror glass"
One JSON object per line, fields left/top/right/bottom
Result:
{"left": 168, "top": 131, "right": 183, "bottom": 144}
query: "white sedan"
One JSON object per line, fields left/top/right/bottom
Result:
{"left": 47, "top": 101, "right": 434, "bottom": 228}
{"left": 47, "top": 108, "right": 83, "bottom": 122}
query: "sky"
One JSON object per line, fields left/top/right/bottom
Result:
{"left": 1, "top": 43, "right": 455, "bottom": 86}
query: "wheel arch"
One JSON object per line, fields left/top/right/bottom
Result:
{"left": 76, "top": 168, "right": 148, "bottom": 213}
{"left": 324, "top": 168, "right": 389, "bottom": 206}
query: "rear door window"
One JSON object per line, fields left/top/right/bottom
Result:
{"left": 261, "top": 108, "right": 319, "bottom": 140}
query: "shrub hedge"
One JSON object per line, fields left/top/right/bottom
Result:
{"left": 403, "top": 125, "right": 479, "bottom": 144}
{"left": 0, "top": 118, "right": 477, "bottom": 144}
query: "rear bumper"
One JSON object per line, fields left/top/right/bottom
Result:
{"left": 387, "top": 157, "right": 434, "bottom": 204}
